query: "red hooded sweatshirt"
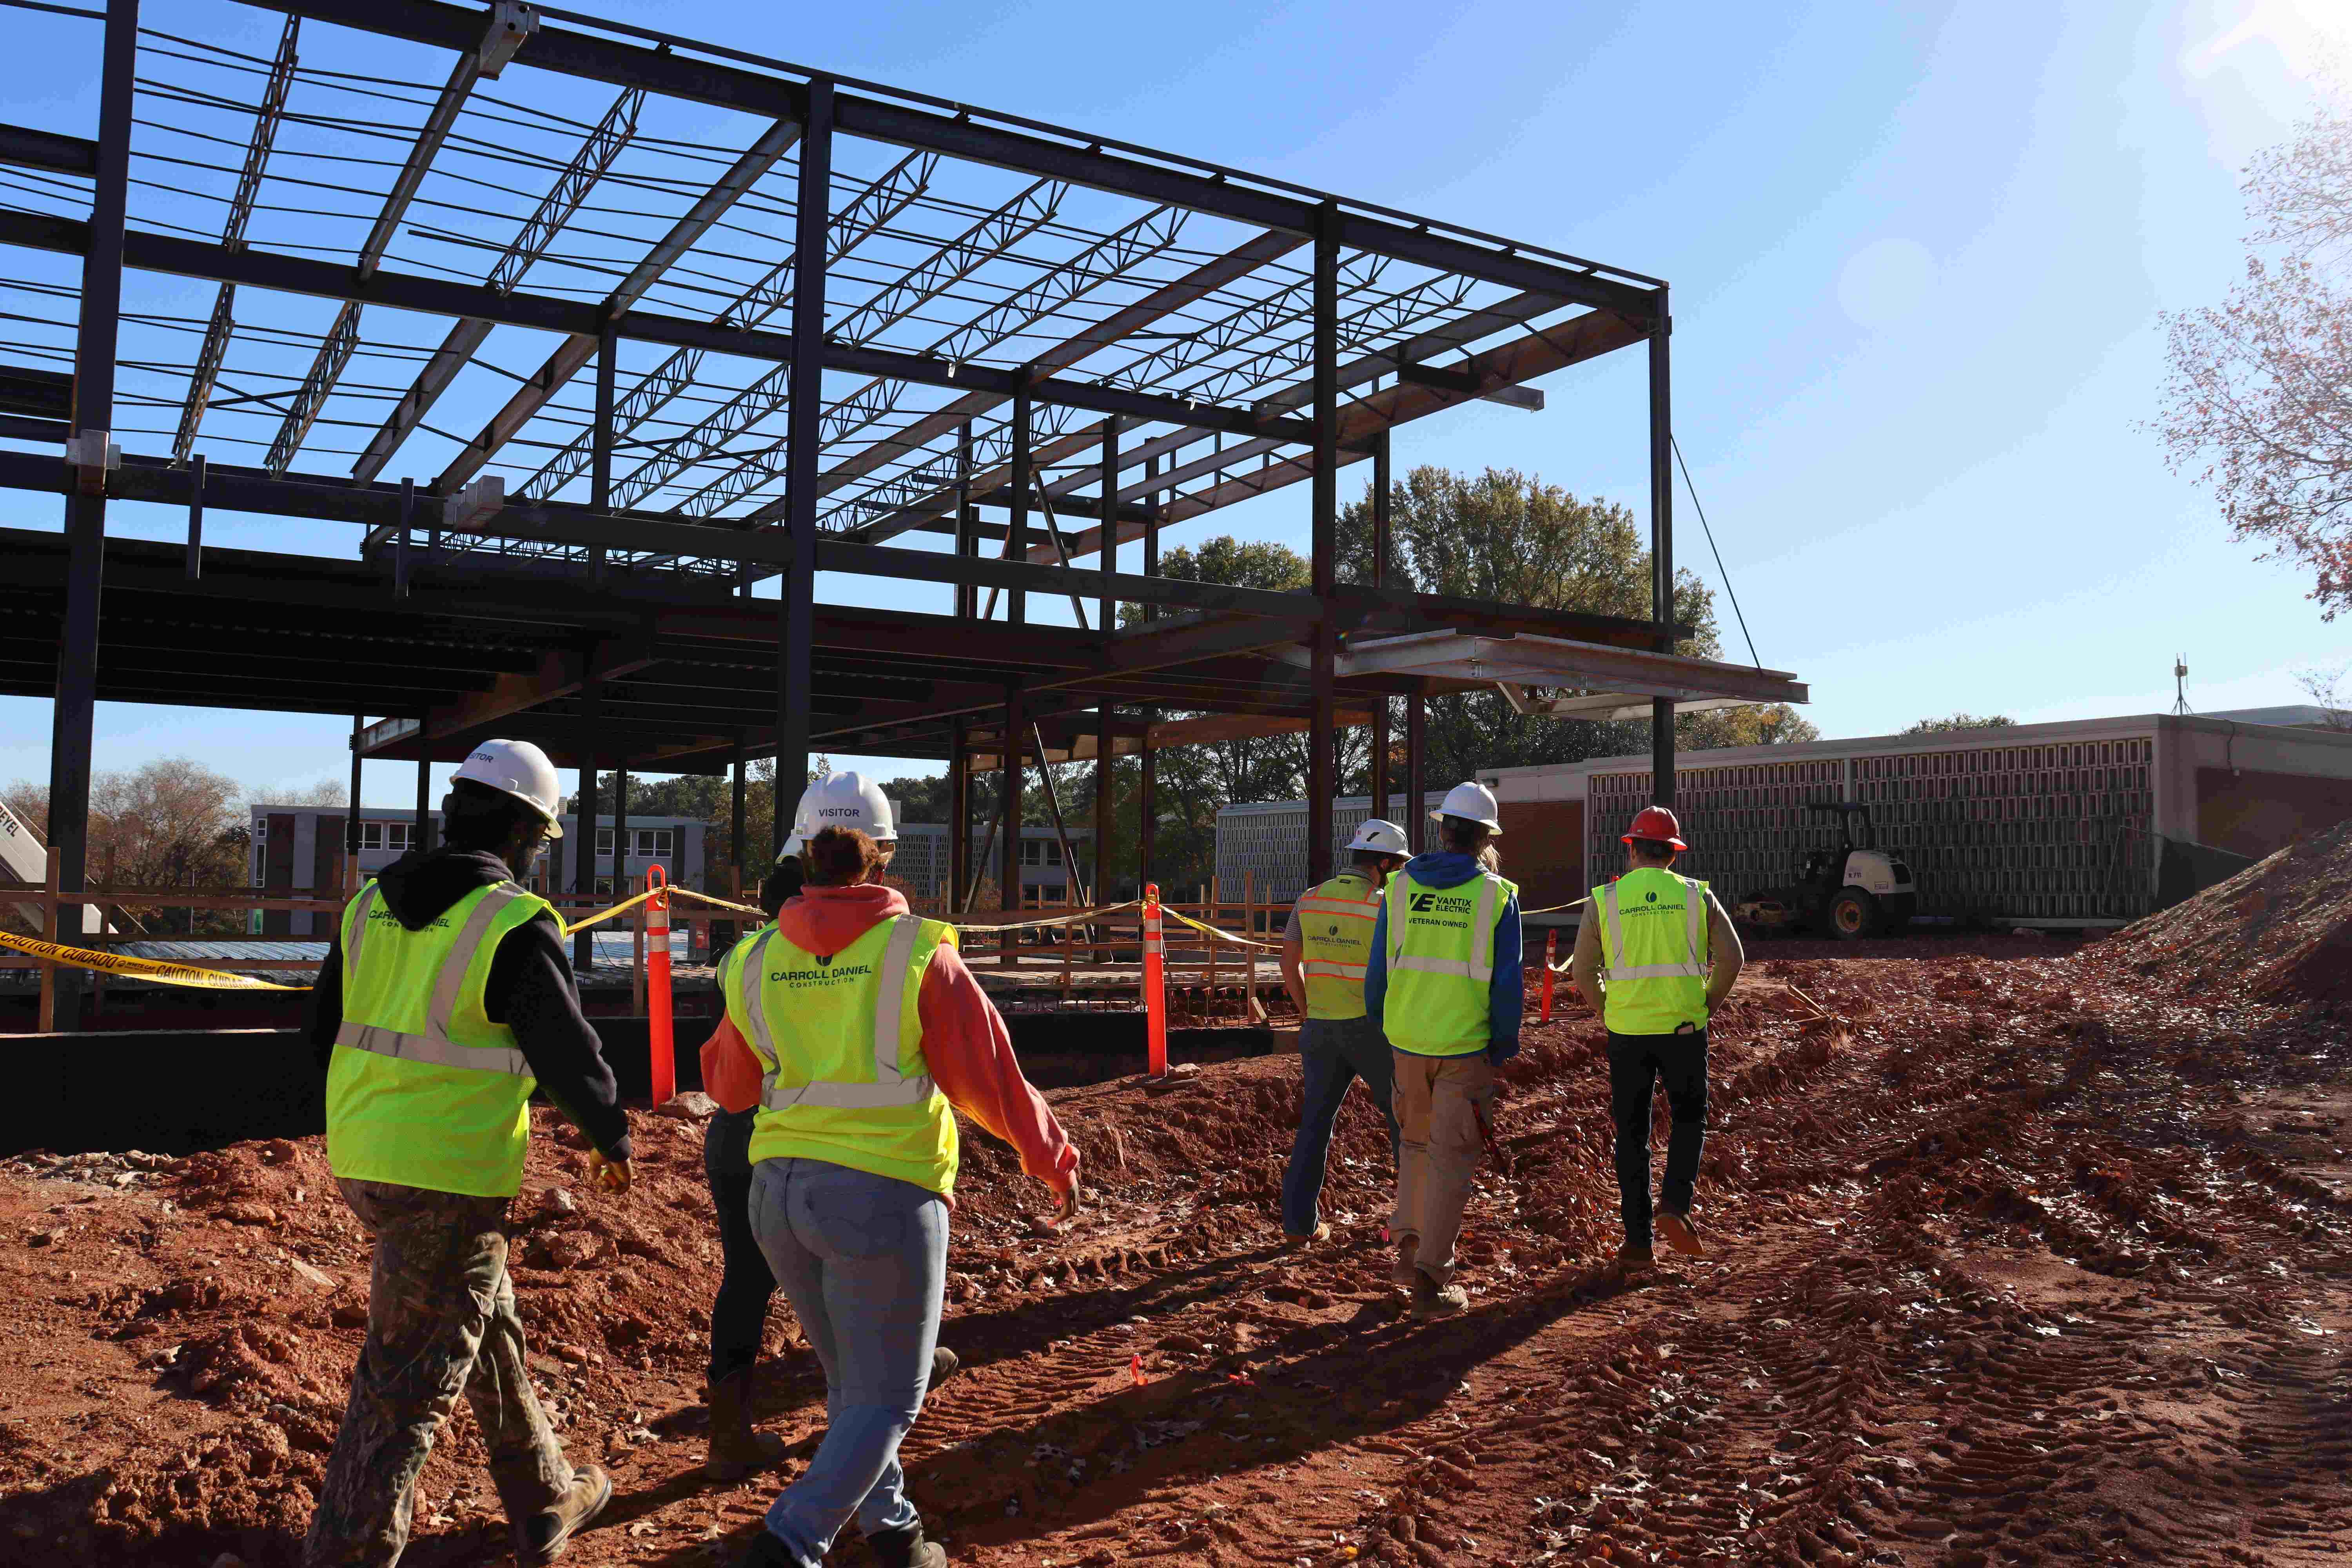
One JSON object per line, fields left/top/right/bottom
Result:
{"left": 699, "top": 883, "right": 1078, "bottom": 1203}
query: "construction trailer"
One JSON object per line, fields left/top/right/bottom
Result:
{"left": 1217, "top": 709, "right": 2352, "bottom": 927}
{"left": 0, "top": 0, "right": 1806, "bottom": 1027}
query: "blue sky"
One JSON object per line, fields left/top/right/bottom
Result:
{"left": 2, "top": 0, "right": 2346, "bottom": 808}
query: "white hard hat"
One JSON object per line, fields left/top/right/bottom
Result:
{"left": 798, "top": 770, "right": 895, "bottom": 843}
{"left": 1345, "top": 818, "right": 1410, "bottom": 857}
{"left": 1431, "top": 780, "right": 1502, "bottom": 834}
{"left": 451, "top": 739, "right": 564, "bottom": 837}
{"left": 776, "top": 805, "right": 811, "bottom": 863}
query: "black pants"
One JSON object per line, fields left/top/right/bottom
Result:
{"left": 703, "top": 1105, "right": 777, "bottom": 1384}
{"left": 1607, "top": 1029, "right": 1708, "bottom": 1250}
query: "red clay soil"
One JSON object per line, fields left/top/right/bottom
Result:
{"left": 2, "top": 936, "right": 2349, "bottom": 1566}
{"left": 2100, "top": 818, "right": 2352, "bottom": 1006}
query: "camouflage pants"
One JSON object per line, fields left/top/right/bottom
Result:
{"left": 301, "top": 1178, "right": 573, "bottom": 1568}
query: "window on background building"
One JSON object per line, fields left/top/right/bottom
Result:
{"left": 636, "top": 828, "right": 670, "bottom": 858}
{"left": 359, "top": 821, "right": 383, "bottom": 851}
{"left": 596, "top": 828, "right": 614, "bottom": 857}
{"left": 386, "top": 822, "right": 411, "bottom": 852}
{"left": 253, "top": 848, "right": 265, "bottom": 887}
{"left": 595, "top": 877, "right": 614, "bottom": 898}
{"left": 1044, "top": 839, "right": 1062, "bottom": 864}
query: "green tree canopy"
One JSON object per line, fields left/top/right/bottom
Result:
{"left": 1900, "top": 713, "right": 2015, "bottom": 735}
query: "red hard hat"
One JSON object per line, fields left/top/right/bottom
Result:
{"left": 1622, "top": 805, "right": 1688, "bottom": 850}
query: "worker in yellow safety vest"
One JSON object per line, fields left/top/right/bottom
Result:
{"left": 303, "top": 739, "right": 625, "bottom": 1568}
{"left": 1568, "top": 804, "right": 1745, "bottom": 1270}
{"left": 721, "top": 777, "right": 1081, "bottom": 1568}
{"left": 1364, "top": 782, "right": 1524, "bottom": 1319}
{"left": 1277, "top": 817, "right": 1410, "bottom": 1243}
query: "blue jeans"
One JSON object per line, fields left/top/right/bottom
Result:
{"left": 746, "top": 1157, "right": 948, "bottom": 1563}
{"left": 1280, "top": 1014, "right": 1401, "bottom": 1236}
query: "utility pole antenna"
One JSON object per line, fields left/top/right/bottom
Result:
{"left": 2172, "top": 655, "right": 2192, "bottom": 716}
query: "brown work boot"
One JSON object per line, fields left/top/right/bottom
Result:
{"left": 1409, "top": 1270, "right": 1468, "bottom": 1319}
{"left": 1615, "top": 1243, "right": 1655, "bottom": 1272}
{"left": 704, "top": 1370, "right": 787, "bottom": 1482}
{"left": 867, "top": 1521, "right": 949, "bottom": 1568}
{"left": 1283, "top": 1221, "right": 1331, "bottom": 1247}
{"left": 516, "top": 1463, "right": 611, "bottom": 1564}
{"left": 1657, "top": 1211, "right": 1711, "bottom": 1259}
{"left": 1390, "top": 1232, "right": 1419, "bottom": 1288}
{"left": 931, "top": 1345, "right": 961, "bottom": 1388}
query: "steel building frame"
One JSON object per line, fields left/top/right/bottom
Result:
{"left": 0, "top": 0, "right": 1799, "bottom": 1028}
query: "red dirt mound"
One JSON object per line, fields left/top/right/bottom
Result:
{"left": 2103, "top": 817, "right": 2352, "bottom": 1005}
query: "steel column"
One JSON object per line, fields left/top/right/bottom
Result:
{"left": 1000, "top": 685, "right": 1024, "bottom": 961}
{"left": 590, "top": 320, "right": 615, "bottom": 584}
{"left": 186, "top": 452, "right": 205, "bottom": 581}
{"left": 729, "top": 733, "right": 746, "bottom": 880}
{"left": 609, "top": 760, "right": 628, "bottom": 916}
{"left": 1305, "top": 204, "right": 1339, "bottom": 886}
{"left": 1093, "top": 705, "right": 1113, "bottom": 902}
{"left": 45, "top": 0, "right": 137, "bottom": 1029}
{"left": 1099, "top": 420, "right": 1118, "bottom": 632}
{"left": 1405, "top": 692, "right": 1426, "bottom": 854}
{"left": 572, "top": 685, "right": 600, "bottom": 971}
{"left": 1648, "top": 289, "right": 1675, "bottom": 807}
{"left": 954, "top": 420, "right": 975, "bottom": 620}
{"left": 1369, "top": 428, "right": 1389, "bottom": 817}
{"left": 949, "top": 717, "right": 970, "bottom": 913}
{"left": 414, "top": 750, "right": 432, "bottom": 851}
{"left": 777, "top": 80, "right": 832, "bottom": 820}
{"left": 1138, "top": 720, "right": 1156, "bottom": 887}
{"left": 347, "top": 715, "right": 363, "bottom": 860}
{"left": 1008, "top": 371, "right": 1031, "bottom": 624}
{"left": 1142, "top": 452, "right": 1160, "bottom": 621}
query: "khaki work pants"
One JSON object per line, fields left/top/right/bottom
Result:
{"left": 1388, "top": 1047, "right": 1494, "bottom": 1286}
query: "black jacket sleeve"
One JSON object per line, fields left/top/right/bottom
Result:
{"left": 306, "top": 936, "right": 344, "bottom": 1069}
{"left": 483, "top": 914, "right": 633, "bottom": 1162}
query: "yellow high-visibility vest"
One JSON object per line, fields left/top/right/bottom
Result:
{"left": 1591, "top": 866, "right": 1711, "bottom": 1035}
{"left": 1295, "top": 871, "right": 1381, "bottom": 1020}
{"left": 1380, "top": 868, "right": 1517, "bottom": 1056}
{"left": 720, "top": 913, "right": 961, "bottom": 1195}
{"left": 326, "top": 880, "right": 552, "bottom": 1198}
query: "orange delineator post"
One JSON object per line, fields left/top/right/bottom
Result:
{"left": 645, "top": 866, "right": 675, "bottom": 1105}
{"left": 1542, "top": 928, "right": 1557, "bottom": 1022}
{"left": 1143, "top": 883, "right": 1167, "bottom": 1077}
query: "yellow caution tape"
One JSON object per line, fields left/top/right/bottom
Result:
{"left": 1162, "top": 907, "right": 1282, "bottom": 950}
{"left": 949, "top": 899, "right": 1143, "bottom": 935}
{"left": 0, "top": 927, "right": 310, "bottom": 991}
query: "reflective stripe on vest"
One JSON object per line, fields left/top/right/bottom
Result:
{"left": 1592, "top": 868, "right": 1711, "bottom": 1035}
{"left": 1598, "top": 877, "right": 1707, "bottom": 981}
{"left": 737, "top": 916, "right": 937, "bottom": 1111}
{"left": 1380, "top": 867, "right": 1516, "bottom": 1055}
{"left": 1387, "top": 876, "right": 1501, "bottom": 982}
{"left": 1298, "top": 873, "right": 1381, "bottom": 1018}
{"left": 334, "top": 882, "right": 531, "bottom": 1076}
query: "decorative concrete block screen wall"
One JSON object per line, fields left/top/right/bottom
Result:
{"left": 1587, "top": 736, "right": 2156, "bottom": 921}
{"left": 1851, "top": 735, "right": 2155, "bottom": 922}
{"left": 1215, "top": 793, "right": 1452, "bottom": 905}
{"left": 1588, "top": 760, "right": 1846, "bottom": 901}
{"left": 891, "top": 824, "right": 947, "bottom": 899}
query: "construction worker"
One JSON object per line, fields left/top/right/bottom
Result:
{"left": 1364, "top": 781, "right": 1523, "bottom": 1318}
{"left": 724, "top": 775, "right": 1080, "bottom": 1568}
{"left": 1567, "top": 804, "right": 1744, "bottom": 1269}
{"left": 695, "top": 816, "right": 807, "bottom": 1483}
{"left": 1277, "top": 818, "right": 1408, "bottom": 1243}
{"left": 301, "top": 739, "right": 624, "bottom": 1568}
{"left": 697, "top": 795, "right": 962, "bottom": 1482}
